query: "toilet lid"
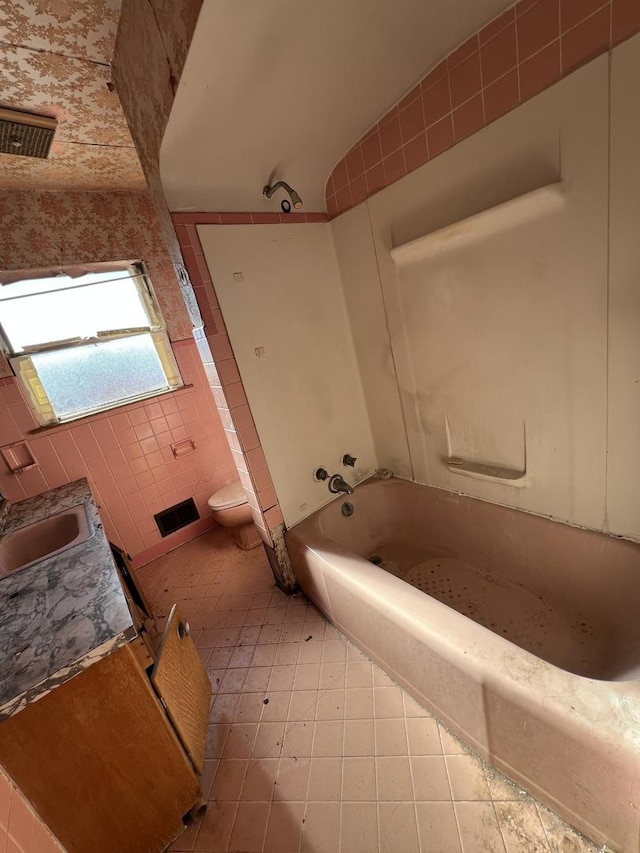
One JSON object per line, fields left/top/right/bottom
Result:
{"left": 207, "top": 481, "right": 247, "bottom": 510}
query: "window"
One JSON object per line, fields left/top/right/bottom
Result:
{"left": 0, "top": 261, "right": 183, "bottom": 426}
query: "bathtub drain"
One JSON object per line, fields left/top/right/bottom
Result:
{"left": 369, "top": 555, "right": 383, "bottom": 565}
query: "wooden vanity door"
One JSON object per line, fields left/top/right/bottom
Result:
{"left": 151, "top": 604, "right": 211, "bottom": 774}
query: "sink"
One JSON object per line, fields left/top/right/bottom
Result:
{"left": 0, "top": 504, "right": 94, "bottom": 579}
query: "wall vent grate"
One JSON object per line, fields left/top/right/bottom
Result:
{"left": 0, "top": 108, "right": 57, "bottom": 159}
{"left": 154, "top": 498, "right": 199, "bottom": 537}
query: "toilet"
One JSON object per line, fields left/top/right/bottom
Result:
{"left": 207, "top": 481, "right": 261, "bottom": 550}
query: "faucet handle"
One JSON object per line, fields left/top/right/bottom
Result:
{"left": 342, "top": 454, "right": 357, "bottom": 467}
{"left": 314, "top": 467, "right": 329, "bottom": 481}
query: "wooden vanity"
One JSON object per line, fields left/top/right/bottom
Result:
{"left": 0, "top": 481, "right": 211, "bottom": 853}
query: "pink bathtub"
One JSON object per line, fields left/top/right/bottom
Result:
{"left": 286, "top": 476, "right": 640, "bottom": 852}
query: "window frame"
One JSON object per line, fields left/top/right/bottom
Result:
{"left": 0, "top": 260, "right": 184, "bottom": 427}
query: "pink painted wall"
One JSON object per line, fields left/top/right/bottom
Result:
{"left": 326, "top": 0, "right": 640, "bottom": 217}
{"left": 0, "top": 190, "right": 236, "bottom": 566}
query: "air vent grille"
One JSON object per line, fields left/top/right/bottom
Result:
{"left": 154, "top": 498, "right": 200, "bottom": 537}
{"left": 0, "top": 108, "right": 57, "bottom": 159}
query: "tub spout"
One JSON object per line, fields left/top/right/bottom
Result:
{"left": 328, "top": 474, "right": 353, "bottom": 496}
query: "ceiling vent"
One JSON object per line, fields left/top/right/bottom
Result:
{"left": 0, "top": 107, "right": 57, "bottom": 159}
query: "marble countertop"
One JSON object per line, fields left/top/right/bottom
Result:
{"left": 0, "top": 479, "right": 136, "bottom": 719}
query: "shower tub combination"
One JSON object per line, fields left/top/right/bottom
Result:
{"left": 286, "top": 477, "right": 640, "bottom": 852}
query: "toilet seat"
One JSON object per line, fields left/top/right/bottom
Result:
{"left": 207, "top": 481, "right": 247, "bottom": 511}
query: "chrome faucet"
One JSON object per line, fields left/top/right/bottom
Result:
{"left": 314, "top": 468, "right": 354, "bottom": 496}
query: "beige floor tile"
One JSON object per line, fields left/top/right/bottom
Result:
{"left": 415, "top": 801, "right": 463, "bottom": 852}
{"left": 268, "top": 664, "right": 296, "bottom": 692}
{"left": 319, "top": 662, "right": 346, "bottom": 690}
{"left": 372, "top": 667, "right": 395, "bottom": 688}
{"left": 252, "top": 644, "right": 278, "bottom": 667}
{"left": 210, "top": 692, "right": 239, "bottom": 723}
{"left": 261, "top": 691, "right": 291, "bottom": 722}
{"left": 253, "top": 721, "right": 285, "bottom": 759}
{"left": 275, "top": 643, "right": 301, "bottom": 665}
{"left": 340, "top": 801, "right": 378, "bottom": 852}
{"left": 293, "top": 663, "right": 321, "bottom": 690}
{"left": 312, "top": 720, "right": 345, "bottom": 757}
{"left": 446, "top": 754, "right": 491, "bottom": 800}
{"left": 228, "top": 801, "right": 270, "bottom": 853}
{"left": 239, "top": 625, "right": 262, "bottom": 645}
{"left": 200, "top": 759, "right": 219, "bottom": 800}
{"left": 495, "top": 800, "right": 551, "bottom": 852}
{"left": 344, "top": 687, "right": 373, "bottom": 719}
{"left": 345, "top": 661, "right": 373, "bottom": 689}
{"left": 455, "top": 801, "right": 507, "bottom": 853}
{"left": 288, "top": 690, "right": 318, "bottom": 721}
{"left": 300, "top": 802, "right": 341, "bottom": 853}
{"left": 241, "top": 757, "right": 279, "bottom": 802}
{"left": 343, "top": 719, "right": 375, "bottom": 757}
{"left": 406, "top": 716, "right": 442, "bottom": 755}
{"left": 194, "top": 800, "right": 238, "bottom": 852}
{"left": 322, "top": 639, "right": 348, "bottom": 663}
{"left": 211, "top": 758, "right": 248, "bottom": 800}
{"left": 244, "top": 666, "right": 273, "bottom": 692}
{"left": 315, "top": 689, "right": 345, "bottom": 720}
{"left": 378, "top": 801, "right": 420, "bottom": 853}
{"left": 264, "top": 801, "right": 304, "bottom": 853}
{"left": 342, "top": 757, "right": 377, "bottom": 800}
{"left": 207, "top": 646, "right": 233, "bottom": 668}
{"left": 205, "top": 723, "right": 230, "bottom": 759}
{"left": 258, "top": 625, "right": 282, "bottom": 644}
{"left": 374, "top": 717, "right": 408, "bottom": 755}
{"left": 281, "top": 720, "right": 314, "bottom": 757}
{"left": 222, "top": 722, "right": 258, "bottom": 758}
{"left": 279, "top": 622, "right": 305, "bottom": 644}
{"left": 307, "top": 757, "right": 343, "bottom": 801}
{"left": 411, "top": 755, "right": 452, "bottom": 801}
{"left": 219, "top": 666, "right": 248, "bottom": 693}
{"left": 297, "top": 641, "right": 323, "bottom": 665}
{"left": 376, "top": 755, "right": 414, "bottom": 801}
{"left": 373, "top": 686, "right": 405, "bottom": 718}
{"left": 403, "top": 692, "right": 430, "bottom": 717}
{"left": 276, "top": 757, "right": 311, "bottom": 801}
{"left": 439, "top": 724, "right": 471, "bottom": 755}
{"left": 234, "top": 692, "right": 265, "bottom": 723}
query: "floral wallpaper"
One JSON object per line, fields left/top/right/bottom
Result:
{"left": 0, "top": 140, "right": 144, "bottom": 192}
{"left": 113, "top": 0, "right": 204, "bottom": 329}
{"left": 0, "top": 0, "right": 121, "bottom": 62}
{"left": 0, "top": 189, "right": 193, "bottom": 350}
{"left": 0, "top": 0, "right": 145, "bottom": 191}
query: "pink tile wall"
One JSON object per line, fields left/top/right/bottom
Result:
{"left": 174, "top": 220, "right": 292, "bottom": 545}
{"left": 0, "top": 338, "right": 237, "bottom": 568}
{"left": 326, "top": 0, "right": 640, "bottom": 217}
{"left": 0, "top": 768, "right": 62, "bottom": 853}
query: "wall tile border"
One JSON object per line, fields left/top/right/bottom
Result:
{"left": 326, "top": 0, "right": 640, "bottom": 218}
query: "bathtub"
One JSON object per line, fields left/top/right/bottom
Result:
{"left": 286, "top": 477, "right": 640, "bottom": 852}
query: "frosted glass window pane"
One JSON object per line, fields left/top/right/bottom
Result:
{"left": 0, "top": 270, "right": 149, "bottom": 351}
{"left": 32, "top": 335, "right": 169, "bottom": 420}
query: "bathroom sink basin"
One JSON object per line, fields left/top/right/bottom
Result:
{"left": 0, "top": 504, "right": 93, "bottom": 579}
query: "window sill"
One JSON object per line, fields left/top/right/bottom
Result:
{"left": 28, "top": 384, "right": 195, "bottom": 435}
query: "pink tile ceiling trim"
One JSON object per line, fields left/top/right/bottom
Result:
{"left": 325, "top": 0, "right": 640, "bottom": 219}
{"left": 171, "top": 212, "right": 329, "bottom": 225}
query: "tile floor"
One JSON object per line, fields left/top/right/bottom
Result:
{"left": 137, "top": 528, "right": 602, "bottom": 853}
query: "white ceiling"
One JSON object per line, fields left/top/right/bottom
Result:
{"left": 160, "top": 0, "right": 513, "bottom": 213}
